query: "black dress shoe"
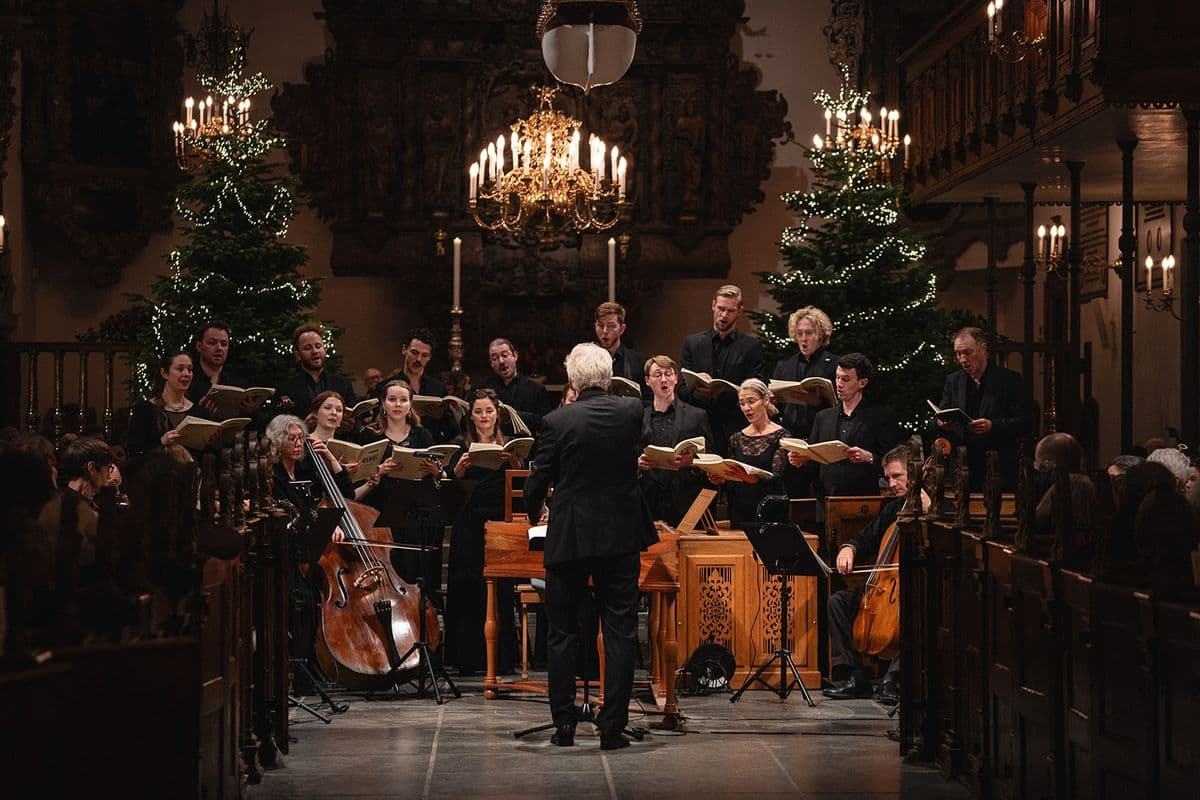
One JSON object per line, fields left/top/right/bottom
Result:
{"left": 875, "top": 679, "right": 900, "bottom": 706}
{"left": 550, "top": 724, "right": 576, "bottom": 747}
{"left": 822, "top": 675, "right": 874, "bottom": 700}
{"left": 599, "top": 731, "right": 631, "bottom": 751}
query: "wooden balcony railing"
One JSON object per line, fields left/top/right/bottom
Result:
{"left": 0, "top": 341, "right": 140, "bottom": 441}
{"left": 899, "top": 0, "right": 1200, "bottom": 202}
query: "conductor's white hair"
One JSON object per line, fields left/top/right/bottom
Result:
{"left": 564, "top": 342, "right": 612, "bottom": 392}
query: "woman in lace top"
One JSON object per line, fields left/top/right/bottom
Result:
{"left": 712, "top": 378, "right": 790, "bottom": 531}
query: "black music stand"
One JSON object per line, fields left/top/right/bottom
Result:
{"left": 374, "top": 473, "right": 468, "bottom": 704}
{"left": 287, "top": 496, "right": 350, "bottom": 721}
{"left": 729, "top": 514, "right": 826, "bottom": 706}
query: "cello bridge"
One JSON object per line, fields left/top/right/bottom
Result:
{"left": 354, "top": 567, "right": 384, "bottom": 589}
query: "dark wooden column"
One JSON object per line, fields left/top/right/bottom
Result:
{"left": 1183, "top": 110, "right": 1200, "bottom": 448}
{"left": 1066, "top": 161, "right": 1085, "bottom": 436}
{"left": 986, "top": 196, "right": 999, "bottom": 338}
{"left": 1117, "top": 140, "right": 1137, "bottom": 454}
{"left": 1020, "top": 183, "right": 1037, "bottom": 386}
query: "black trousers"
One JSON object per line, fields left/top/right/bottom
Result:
{"left": 827, "top": 586, "right": 899, "bottom": 680}
{"left": 545, "top": 552, "right": 640, "bottom": 732}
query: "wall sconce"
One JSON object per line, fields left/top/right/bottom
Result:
{"left": 1035, "top": 220, "right": 1066, "bottom": 277}
{"left": 1144, "top": 253, "right": 1176, "bottom": 315}
{"left": 986, "top": 0, "right": 1046, "bottom": 64}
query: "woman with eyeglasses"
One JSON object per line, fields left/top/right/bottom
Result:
{"left": 266, "top": 414, "right": 354, "bottom": 512}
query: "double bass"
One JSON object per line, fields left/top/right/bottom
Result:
{"left": 304, "top": 439, "right": 439, "bottom": 689}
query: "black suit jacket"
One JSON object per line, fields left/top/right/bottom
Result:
{"left": 524, "top": 387, "right": 658, "bottom": 567}
{"left": 276, "top": 369, "right": 357, "bottom": 416}
{"left": 809, "top": 398, "right": 902, "bottom": 497}
{"left": 639, "top": 400, "right": 716, "bottom": 525}
{"left": 610, "top": 344, "right": 650, "bottom": 404}
{"left": 937, "top": 364, "right": 1027, "bottom": 490}
{"left": 772, "top": 347, "right": 838, "bottom": 440}
{"left": 479, "top": 372, "right": 553, "bottom": 433}
{"left": 678, "top": 328, "right": 764, "bottom": 454}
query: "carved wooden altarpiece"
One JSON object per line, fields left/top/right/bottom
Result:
{"left": 272, "top": 0, "right": 789, "bottom": 374}
{"left": 20, "top": 0, "right": 184, "bottom": 289}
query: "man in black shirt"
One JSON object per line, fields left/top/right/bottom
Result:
{"left": 187, "top": 321, "right": 258, "bottom": 419}
{"left": 823, "top": 445, "right": 924, "bottom": 703}
{"left": 479, "top": 337, "right": 552, "bottom": 434}
{"left": 679, "top": 285, "right": 764, "bottom": 455}
{"left": 636, "top": 355, "right": 716, "bottom": 526}
{"left": 593, "top": 301, "right": 649, "bottom": 404}
{"left": 275, "top": 323, "right": 357, "bottom": 416}
{"left": 772, "top": 306, "right": 838, "bottom": 497}
{"left": 381, "top": 328, "right": 458, "bottom": 442}
{"left": 935, "top": 327, "right": 1028, "bottom": 491}
{"left": 792, "top": 353, "right": 902, "bottom": 501}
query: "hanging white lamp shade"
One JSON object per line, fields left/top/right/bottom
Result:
{"left": 538, "top": 1, "right": 642, "bottom": 93}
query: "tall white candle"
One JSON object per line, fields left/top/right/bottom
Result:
{"left": 608, "top": 237, "right": 616, "bottom": 303}
{"left": 452, "top": 237, "right": 462, "bottom": 309}
{"left": 469, "top": 162, "right": 478, "bottom": 201}
{"left": 0, "top": 214, "right": 7, "bottom": 250}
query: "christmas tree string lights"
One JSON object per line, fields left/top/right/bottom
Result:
{"left": 751, "top": 70, "right": 959, "bottom": 429}
{"left": 84, "top": 34, "right": 339, "bottom": 400}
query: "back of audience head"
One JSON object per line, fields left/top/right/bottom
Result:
{"left": 1146, "top": 447, "right": 1190, "bottom": 492}
{"left": 1035, "top": 432, "right": 1083, "bottom": 473}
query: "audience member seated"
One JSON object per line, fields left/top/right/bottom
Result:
{"left": 1106, "top": 454, "right": 1143, "bottom": 508}
{"left": 1146, "top": 447, "right": 1190, "bottom": 493}
{"left": 1032, "top": 432, "right": 1097, "bottom": 560}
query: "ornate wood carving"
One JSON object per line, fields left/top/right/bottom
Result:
{"left": 20, "top": 0, "right": 183, "bottom": 288}
{"left": 981, "top": 450, "right": 1002, "bottom": 540}
{"left": 697, "top": 565, "right": 734, "bottom": 648}
{"left": 1014, "top": 457, "right": 1035, "bottom": 553}
{"left": 953, "top": 445, "right": 970, "bottom": 528}
{"left": 823, "top": 0, "right": 864, "bottom": 76}
{"left": 272, "top": 1, "right": 789, "bottom": 372}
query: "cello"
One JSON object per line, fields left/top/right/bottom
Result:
{"left": 850, "top": 519, "right": 901, "bottom": 661}
{"left": 304, "top": 438, "right": 439, "bottom": 689}
{"left": 850, "top": 439, "right": 944, "bottom": 662}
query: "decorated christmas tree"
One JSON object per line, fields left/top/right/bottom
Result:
{"left": 751, "top": 75, "right": 958, "bottom": 429}
{"left": 97, "top": 37, "right": 333, "bottom": 400}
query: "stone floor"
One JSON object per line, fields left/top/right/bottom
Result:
{"left": 247, "top": 673, "right": 972, "bottom": 800}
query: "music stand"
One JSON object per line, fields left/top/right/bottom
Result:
{"left": 729, "top": 519, "right": 827, "bottom": 706}
{"left": 374, "top": 474, "right": 470, "bottom": 704}
{"left": 287, "top": 499, "right": 350, "bottom": 721}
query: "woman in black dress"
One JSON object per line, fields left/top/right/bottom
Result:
{"left": 709, "top": 378, "right": 790, "bottom": 532}
{"left": 127, "top": 352, "right": 214, "bottom": 463}
{"left": 357, "top": 379, "right": 443, "bottom": 588}
{"left": 443, "top": 388, "right": 522, "bottom": 675}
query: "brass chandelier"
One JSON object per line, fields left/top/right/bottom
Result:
{"left": 467, "top": 85, "right": 629, "bottom": 250}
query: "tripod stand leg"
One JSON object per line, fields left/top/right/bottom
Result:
{"left": 288, "top": 695, "right": 332, "bottom": 724}
{"left": 292, "top": 659, "right": 349, "bottom": 714}
{"left": 778, "top": 651, "right": 815, "bottom": 707}
{"left": 729, "top": 652, "right": 783, "bottom": 703}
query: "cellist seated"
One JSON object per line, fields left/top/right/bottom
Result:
{"left": 823, "top": 445, "right": 928, "bottom": 704}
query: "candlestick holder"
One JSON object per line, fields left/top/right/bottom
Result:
{"left": 448, "top": 306, "right": 465, "bottom": 377}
